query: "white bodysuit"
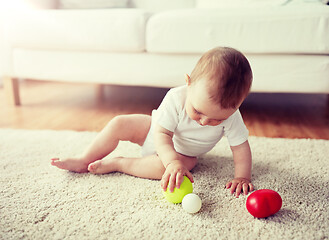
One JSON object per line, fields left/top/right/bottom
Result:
{"left": 141, "top": 85, "right": 249, "bottom": 157}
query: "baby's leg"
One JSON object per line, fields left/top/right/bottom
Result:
{"left": 51, "top": 114, "right": 151, "bottom": 173}
{"left": 88, "top": 153, "right": 198, "bottom": 180}
{"left": 88, "top": 155, "right": 164, "bottom": 179}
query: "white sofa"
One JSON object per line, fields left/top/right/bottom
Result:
{"left": 1, "top": 0, "right": 329, "bottom": 105}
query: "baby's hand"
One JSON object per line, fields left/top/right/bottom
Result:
{"left": 226, "top": 178, "right": 254, "bottom": 198}
{"left": 161, "top": 160, "right": 194, "bottom": 193}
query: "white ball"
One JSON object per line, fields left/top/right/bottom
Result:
{"left": 182, "top": 193, "right": 202, "bottom": 214}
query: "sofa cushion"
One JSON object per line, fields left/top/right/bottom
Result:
{"left": 26, "top": 0, "right": 58, "bottom": 9}
{"left": 129, "top": 0, "right": 195, "bottom": 12}
{"left": 59, "top": 0, "right": 128, "bottom": 9}
{"left": 146, "top": 5, "right": 329, "bottom": 54}
{"left": 5, "top": 9, "right": 149, "bottom": 52}
{"left": 196, "top": 0, "right": 290, "bottom": 8}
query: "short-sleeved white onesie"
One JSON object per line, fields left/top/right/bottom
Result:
{"left": 141, "top": 85, "right": 249, "bottom": 157}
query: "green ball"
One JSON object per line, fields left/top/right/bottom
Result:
{"left": 163, "top": 176, "right": 193, "bottom": 203}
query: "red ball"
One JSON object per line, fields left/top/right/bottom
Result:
{"left": 246, "top": 189, "right": 282, "bottom": 218}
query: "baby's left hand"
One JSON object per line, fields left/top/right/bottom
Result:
{"left": 226, "top": 178, "right": 254, "bottom": 198}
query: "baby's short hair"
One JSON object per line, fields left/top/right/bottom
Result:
{"left": 190, "top": 47, "right": 253, "bottom": 109}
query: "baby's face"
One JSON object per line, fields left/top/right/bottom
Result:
{"left": 185, "top": 79, "right": 238, "bottom": 126}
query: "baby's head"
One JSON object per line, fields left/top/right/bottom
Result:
{"left": 185, "top": 47, "right": 253, "bottom": 126}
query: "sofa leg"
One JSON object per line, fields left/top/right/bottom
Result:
{"left": 3, "top": 77, "right": 21, "bottom": 105}
{"left": 326, "top": 94, "right": 329, "bottom": 118}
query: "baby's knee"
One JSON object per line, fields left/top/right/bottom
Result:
{"left": 107, "top": 115, "right": 150, "bottom": 144}
{"left": 108, "top": 115, "right": 129, "bottom": 129}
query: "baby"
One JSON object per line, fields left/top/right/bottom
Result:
{"left": 51, "top": 46, "right": 254, "bottom": 197}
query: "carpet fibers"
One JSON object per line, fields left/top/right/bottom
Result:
{"left": 0, "top": 129, "right": 328, "bottom": 240}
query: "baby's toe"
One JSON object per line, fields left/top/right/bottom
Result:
{"left": 88, "top": 160, "right": 102, "bottom": 173}
{"left": 51, "top": 158, "right": 59, "bottom": 164}
{"left": 51, "top": 158, "right": 66, "bottom": 169}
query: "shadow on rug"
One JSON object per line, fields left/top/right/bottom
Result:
{"left": 0, "top": 129, "right": 328, "bottom": 240}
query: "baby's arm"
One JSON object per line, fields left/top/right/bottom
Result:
{"left": 155, "top": 125, "right": 194, "bottom": 192}
{"left": 226, "top": 140, "right": 254, "bottom": 197}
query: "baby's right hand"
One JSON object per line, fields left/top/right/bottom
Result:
{"left": 161, "top": 160, "right": 194, "bottom": 193}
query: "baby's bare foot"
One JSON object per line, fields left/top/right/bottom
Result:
{"left": 88, "top": 158, "right": 121, "bottom": 174}
{"left": 51, "top": 157, "right": 90, "bottom": 173}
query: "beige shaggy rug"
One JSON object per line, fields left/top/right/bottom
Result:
{"left": 0, "top": 129, "right": 328, "bottom": 240}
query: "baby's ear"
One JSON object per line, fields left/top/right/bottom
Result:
{"left": 185, "top": 74, "right": 191, "bottom": 86}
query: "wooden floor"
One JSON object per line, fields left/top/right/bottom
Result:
{"left": 1, "top": 80, "right": 328, "bottom": 139}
